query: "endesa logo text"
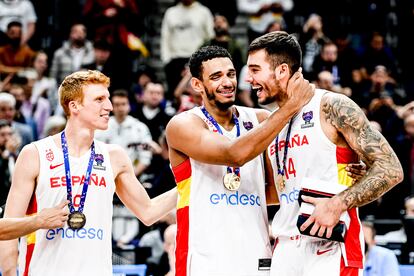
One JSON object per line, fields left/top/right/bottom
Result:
{"left": 210, "top": 191, "right": 261, "bottom": 206}
{"left": 279, "top": 187, "right": 300, "bottom": 204}
{"left": 46, "top": 227, "right": 104, "bottom": 240}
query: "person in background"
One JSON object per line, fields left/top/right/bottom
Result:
{"left": 362, "top": 221, "right": 400, "bottom": 276}
{"left": 49, "top": 23, "right": 95, "bottom": 85}
{"left": 160, "top": 0, "right": 214, "bottom": 97}
{"left": 0, "top": 0, "right": 37, "bottom": 46}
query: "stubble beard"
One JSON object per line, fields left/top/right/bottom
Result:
{"left": 205, "top": 87, "right": 234, "bottom": 111}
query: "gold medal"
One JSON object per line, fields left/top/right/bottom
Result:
{"left": 276, "top": 174, "right": 285, "bottom": 191}
{"left": 223, "top": 172, "right": 241, "bottom": 191}
{"left": 68, "top": 211, "right": 86, "bottom": 230}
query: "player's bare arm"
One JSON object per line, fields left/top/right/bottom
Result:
{"left": 0, "top": 144, "right": 40, "bottom": 276}
{"left": 0, "top": 201, "right": 69, "bottom": 241}
{"left": 110, "top": 144, "right": 177, "bottom": 226}
{"left": 167, "top": 71, "right": 314, "bottom": 167}
{"left": 322, "top": 93, "right": 403, "bottom": 208}
{"left": 300, "top": 93, "right": 403, "bottom": 238}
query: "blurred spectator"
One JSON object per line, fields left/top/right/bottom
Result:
{"left": 312, "top": 42, "right": 352, "bottom": 89}
{"left": 199, "top": 0, "right": 238, "bottom": 26}
{"left": 133, "top": 82, "right": 171, "bottom": 142}
{"left": 82, "top": 39, "right": 116, "bottom": 87}
{"left": 95, "top": 89, "right": 153, "bottom": 178}
{"left": 0, "top": 0, "right": 37, "bottom": 46}
{"left": 359, "top": 31, "right": 399, "bottom": 81}
{"left": 376, "top": 196, "right": 414, "bottom": 246}
{"left": 315, "top": 70, "right": 351, "bottom": 97}
{"left": 237, "top": 0, "right": 293, "bottom": 43}
{"left": 356, "top": 65, "right": 403, "bottom": 114}
{"left": 112, "top": 203, "right": 140, "bottom": 250}
{"left": 82, "top": 0, "right": 142, "bottom": 47}
{"left": 49, "top": 23, "right": 95, "bottom": 85}
{"left": 362, "top": 221, "right": 400, "bottom": 276}
{"left": 237, "top": 64, "right": 256, "bottom": 108}
{"left": 173, "top": 66, "right": 202, "bottom": 113}
{"left": 0, "top": 92, "right": 32, "bottom": 150}
{"left": 19, "top": 70, "right": 51, "bottom": 138}
{"left": 202, "top": 14, "right": 244, "bottom": 76}
{"left": 31, "top": 51, "right": 60, "bottom": 115}
{"left": 139, "top": 210, "right": 176, "bottom": 276}
{"left": 162, "top": 223, "right": 177, "bottom": 276}
{"left": 298, "top": 13, "right": 330, "bottom": 79}
{"left": 8, "top": 82, "right": 37, "bottom": 139}
{"left": 0, "top": 21, "right": 36, "bottom": 76}
{"left": 141, "top": 130, "right": 176, "bottom": 198}
{"left": 83, "top": 0, "right": 146, "bottom": 91}
{"left": 0, "top": 119, "right": 20, "bottom": 206}
{"left": 130, "top": 64, "right": 157, "bottom": 106}
{"left": 332, "top": 30, "right": 361, "bottom": 87}
{"left": 160, "top": 0, "right": 214, "bottom": 97}
{"left": 42, "top": 115, "right": 65, "bottom": 137}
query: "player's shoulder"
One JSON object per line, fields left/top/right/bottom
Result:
{"left": 250, "top": 107, "right": 271, "bottom": 123}
{"left": 167, "top": 109, "right": 205, "bottom": 129}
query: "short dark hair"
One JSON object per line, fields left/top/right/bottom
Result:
{"left": 93, "top": 39, "right": 111, "bottom": 51}
{"left": 7, "top": 21, "right": 22, "bottom": 30}
{"left": 189, "top": 45, "right": 233, "bottom": 80}
{"left": 248, "top": 31, "right": 302, "bottom": 74}
{"left": 111, "top": 89, "right": 129, "bottom": 99}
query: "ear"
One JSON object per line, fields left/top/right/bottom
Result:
{"left": 274, "top": 63, "right": 290, "bottom": 81}
{"left": 68, "top": 101, "right": 79, "bottom": 115}
{"left": 190, "top": 77, "right": 205, "bottom": 94}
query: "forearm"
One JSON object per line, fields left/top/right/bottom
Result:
{"left": 0, "top": 216, "right": 39, "bottom": 240}
{"left": 227, "top": 105, "right": 296, "bottom": 166}
{"left": 145, "top": 188, "right": 177, "bottom": 226}
{"left": 0, "top": 240, "right": 18, "bottom": 276}
{"left": 336, "top": 157, "right": 403, "bottom": 209}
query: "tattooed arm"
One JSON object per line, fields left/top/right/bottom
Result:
{"left": 322, "top": 93, "right": 403, "bottom": 207}
{"left": 300, "top": 92, "right": 403, "bottom": 238}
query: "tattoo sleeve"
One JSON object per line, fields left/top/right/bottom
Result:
{"left": 322, "top": 94, "right": 403, "bottom": 209}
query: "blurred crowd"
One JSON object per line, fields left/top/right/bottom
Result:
{"left": 1, "top": 0, "right": 414, "bottom": 273}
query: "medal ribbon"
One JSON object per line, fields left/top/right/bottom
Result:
{"left": 275, "top": 119, "right": 293, "bottom": 178}
{"left": 61, "top": 131, "right": 95, "bottom": 214}
{"left": 201, "top": 106, "right": 240, "bottom": 176}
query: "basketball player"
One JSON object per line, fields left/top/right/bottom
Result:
{"left": 166, "top": 45, "right": 314, "bottom": 276}
{"left": 0, "top": 70, "right": 177, "bottom": 276}
{"left": 245, "top": 31, "right": 404, "bottom": 275}
{"left": 0, "top": 201, "right": 68, "bottom": 240}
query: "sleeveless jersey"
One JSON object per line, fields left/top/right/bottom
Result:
{"left": 172, "top": 106, "right": 272, "bottom": 276}
{"left": 18, "top": 136, "right": 116, "bottom": 276}
{"left": 268, "top": 89, "right": 364, "bottom": 268}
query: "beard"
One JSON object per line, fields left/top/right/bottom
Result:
{"left": 205, "top": 87, "right": 234, "bottom": 111}
{"left": 258, "top": 76, "right": 284, "bottom": 105}
{"left": 72, "top": 38, "right": 85, "bottom": 47}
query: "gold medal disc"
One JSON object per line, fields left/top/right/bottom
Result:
{"left": 276, "top": 174, "right": 286, "bottom": 191}
{"left": 68, "top": 211, "right": 86, "bottom": 230}
{"left": 223, "top": 172, "right": 241, "bottom": 191}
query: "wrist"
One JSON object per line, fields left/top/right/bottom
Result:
{"left": 330, "top": 196, "right": 348, "bottom": 213}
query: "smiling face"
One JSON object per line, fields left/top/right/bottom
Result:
{"left": 193, "top": 57, "right": 237, "bottom": 111}
{"left": 246, "top": 49, "right": 286, "bottom": 105}
{"left": 74, "top": 84, "right": 112, "bottom": 130}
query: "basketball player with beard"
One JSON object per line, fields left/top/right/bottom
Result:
{"left": 166, "top": 45, "right": 314, "bottom": 276}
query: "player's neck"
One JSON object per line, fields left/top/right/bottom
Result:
{"left": 204, "top": 104, "right": 235, "bottom": 130}
{"left": 62, "top": 123, "right": 95, "bottom": 157}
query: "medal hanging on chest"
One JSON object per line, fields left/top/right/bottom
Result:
{"left": 275, "top": 119, "right": 293, "bottom": 192}
{"left": 201, "top": 106, "right": 241, "bottom": 191}
{"left": 61, "top": 131, "right": 95, "bottom": 230}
